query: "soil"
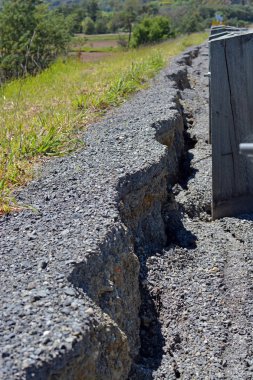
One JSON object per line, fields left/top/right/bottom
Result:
{"left": 79, "top": 51, "right": 114, "bottom": 62}
{"left": 85, "top": 40, "right": 119, "bottom": 48}
{"left": 68, "top": 51, "right": 114, "bottom": 62}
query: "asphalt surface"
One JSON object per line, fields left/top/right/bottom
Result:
{"left": 1, "top": 42, "right": 253, "bottom": 380}
{"left": 0, "top": 44, "right": 198, "bottom": 379}
{"left": 131, "top": 44, "right": 253, "bottom": 380}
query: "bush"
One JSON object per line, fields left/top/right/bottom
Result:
{"left": 0, "top": 0, "right": 70, "bottom": 82}
{"left": 165, "top": 2, "right": 253, "bottom": 36}
{"left": 131, "top": 16, "right": 172, "bottom": 47}
{"left": 178, "top": 11, "right": 204, "bottom": 34}
{"left": 82, "top": 16, "right": 96, "bottom": 34}
{"left": 95, "top": 13, "right": 111, "bottom": 34}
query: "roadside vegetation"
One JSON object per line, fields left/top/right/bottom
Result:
{"left": 0, "top": 32, "right": 207, "bottom": 212}
{"left": 1, "top": 0, "right": 253, "bottom": 81}
{"left": 69, "top": 33, "right": 127, "bottom": 54}
{"left": 0, "top": 0, "right": 70, "bottom": 82}
{"left": 0, "top": 0, "right": 252, "bottom": 212}
{"left": 55, "top": 0, "right": 253, "bottom": 41}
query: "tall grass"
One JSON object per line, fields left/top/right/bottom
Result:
{"left": 0, "top": 32, "right": 208, "bottom": 212}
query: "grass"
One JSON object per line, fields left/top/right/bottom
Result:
{"left": 69, "top": 33, "right": 128, "bottom": 53}
{"left": 70, "top": 46, "right": 121, "bottom": 53}
{"left": 75, "top": 33, "right": 128, "bottom": 42}
{"left": 0, "top": 32, "right": 208, "bottom": 213}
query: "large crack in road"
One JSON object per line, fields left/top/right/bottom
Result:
{"left": 1, "top": 42, "right": 253, "bottom": 380}
{"left": 130, "top": 44, "right": 253, "bottom": 379}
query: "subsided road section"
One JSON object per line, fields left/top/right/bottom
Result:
{"left": 130, "top": 44, "right": 253, "bottom": 379}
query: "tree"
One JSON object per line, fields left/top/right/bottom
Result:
{"left": 178, "top": 11, "right": 203, "bottom": 33}
{"left": 123, "top": 0, "right": 142, "bottom": 45}
{"left": 142, "top": 1, "right": 159, "bottom": 16}
{"left": 87, "top": 0, "right": 99, "bottom": 21}
{"left": 111, "top": 0, "right": 142, "bottom": 46}
{"left": 131, "top": 16, "right": 173, "bottom": 47}
{"left": 57, "top": 3, "right": 87, "bottom": 33}
{"left": 0, "top": 0, "right": 70, "bottom": 81}
{"left": 82, "top": 16, "right": 96, "bottom": 34}
{"left": 95, "top": 12, "right": 111, "bottom": 34}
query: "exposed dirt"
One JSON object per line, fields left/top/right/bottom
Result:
{"left": 68, "top": 51, "right": 114, "bottom": 62}
{"left": 69, "top": 37, "right": 124, "bottom": 62}
{"left": 79, "top": 51, "right": 114, "bottom": 62}
{"left": 85, "top": 40, "right": 119, "bottom": 48}
{"left": 130, "top": 44, "right": 253, "bottom": 380}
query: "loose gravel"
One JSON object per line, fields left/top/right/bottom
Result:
{"left": 131, "top": 44, "right": 253, "bottom": 380}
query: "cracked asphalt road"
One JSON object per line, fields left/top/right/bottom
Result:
{"left": 134, "top": 44, "right": 253, "bottom": 380}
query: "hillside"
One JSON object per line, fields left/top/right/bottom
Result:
{"left": 47, "top": 0, "right": 250, "bottom": 4}
{"left": 0, "top": 0, "right": 250, "bottom": 10}
{"left": 48, "top": 0, "right": 81, "bottom": 5}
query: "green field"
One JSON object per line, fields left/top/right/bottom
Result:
{"left": 69, "top": 33, "right": 128, "bottom": 54}
{"left": 76, "top": 33, "right": 128, "bottom": 42}
{"left": 0, "top": 32, "right": 208, "bottom": 213}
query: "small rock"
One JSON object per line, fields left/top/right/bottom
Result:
{"left": 22, "top": 359, "right": 33, "bottom": 369}
{"left": 85, "top": 307, "right": 94, "bottom": 316}
{"left": 27, "top": 231, "right": 37, "bottom": 240}
{"left": 27, "top": 282, "right": 36, "bottom": 290}
{"left": 40, "top": 261, "right": 48, "bottom": 270}
{"left": 71, "top": 301, "right": 79, "bottom": 310}
{"left": 43, "top": 337, "right": 51, "bottom": 345}
{"left": 2, "top": 351, "right": 10, "bottom": 358}
{"left": 64, "top": 287, "right": 76, "bottom": 297}
{"left": 61, "top": 229, "right": 70, "bottom": 236}
{"left": 31, "top": 290, "right": 49, "bottom": 302}
{"left": 61, "top": 307, "right": 70, "bottom": 315}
